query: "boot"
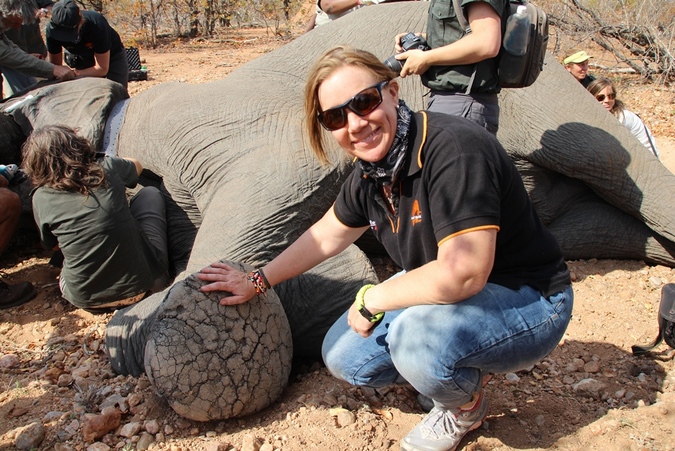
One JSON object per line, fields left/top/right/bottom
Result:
{"left": 0, "top": 280, "right": 37, "bottom": 309}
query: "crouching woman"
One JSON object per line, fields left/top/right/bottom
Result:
{"left": 197, "top": 46, "right": 573, "bottom": 451}
{"left": 22, "top": 125, "right": 170, "bottom": 311}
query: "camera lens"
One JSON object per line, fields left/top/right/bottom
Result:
{"left": 383, "top": 56, "right": 403, "bottom": 74}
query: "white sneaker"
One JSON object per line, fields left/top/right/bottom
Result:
{"left": 416, "top": 374, "right": 492, "bottom": 413}
{"left": 401, "top": 392, "right": 488, "bottom": 451}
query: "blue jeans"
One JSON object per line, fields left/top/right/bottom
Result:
{"left": 322, "top": 281, "right": 573, "bottom": 409}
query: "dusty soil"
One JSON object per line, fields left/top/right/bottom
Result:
{"left": 2, "top": 9, "right": 675, "bottom": 451}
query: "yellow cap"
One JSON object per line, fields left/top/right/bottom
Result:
{"left": 564, "top": 50, "right": 591, "bottom": 65}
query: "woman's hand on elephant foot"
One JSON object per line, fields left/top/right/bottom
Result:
{"left": 197, "top": 262, "right": 256, "bottom": 305}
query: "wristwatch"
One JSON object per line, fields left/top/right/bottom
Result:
{"left": 355, "top": 284, "right": 384, "bottom": 323}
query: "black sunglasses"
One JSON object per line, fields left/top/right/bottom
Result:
{"left": 318, "top": 81, "right": 388, "bottom": 131}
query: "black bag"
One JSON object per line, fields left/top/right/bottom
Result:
{"left": 126, "top": 47, "right": 147, "bottom": 82}
{"left": 128, "top": 70, "right": 148, "bottom": 82}
{"left": 632, "top": 283, "right": 675, "bottom": 355}
{"left": 126, "top": 47, "right": 142, "bottom": 70}
{"left": 452, "top": 0, "right": 548, "bottom": 89}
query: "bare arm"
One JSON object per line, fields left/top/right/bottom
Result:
{"left": 45, "top": 52, "right": 75, "bottom": 80}
{"left": 319, "top": 0, "right": 360, "bottom": 14}
{"left": 47, "top": 51, "right": 62, "bottom": 65}
{"left": 320, "top": 0, "right": 387, "bottom": 14}
{"left": 399, "top": 2, "right": 502, "bottom": 77}
{"left": 304, "top": 12, "right": 317, "bottom": 33}
{"left": 198, "top": 206, "right": 368, "bottom": 305}
{"left": 74, "top": 51, "right": 110, "bottom": 78}
{"left": 348, "top": 228, "right": 497, "bottom": 336}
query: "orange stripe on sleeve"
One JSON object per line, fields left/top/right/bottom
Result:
{"left": 437, "top": 225, "right": 500, "bottom": 247}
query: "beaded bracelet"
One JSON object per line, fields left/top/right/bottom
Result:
{"left": 258, "top": 267, "right": 271, "bottom": 290}
{"left": 248, "top": 269, "right": 270, "bottom": 295}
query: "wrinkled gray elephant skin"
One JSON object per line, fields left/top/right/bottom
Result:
{"left": 2, "top": 2, "right": 675, "bottom": 422}
{"left": 497, "top": 58, "right": 675, "bottom": 265}
{"left": 107, "top": 260, "right": 293, "bottom": 422}
{"left": 0, "top": 78, "right": 128, "bottom": 163}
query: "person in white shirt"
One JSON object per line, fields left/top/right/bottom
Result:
{"left": 587, "top": 77, "right": 659, "bottom": 159}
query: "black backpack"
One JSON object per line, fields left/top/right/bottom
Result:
{"left": 632, "top": 283, "right": 675, "bottom": 355}
{"left": 452, "top": 0, "right": 549, "bottom": 89}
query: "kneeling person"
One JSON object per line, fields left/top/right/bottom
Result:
{"left": 23, "top": 125, "right": 169, "bottom": 311}
{"left": 197, "top": 46, "right": 573, "bottom": 451}
{"left": 46, "top": 0, "right": 128, "bottom": 89}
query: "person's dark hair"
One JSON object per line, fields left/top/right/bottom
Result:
{"left": 304, "top": 45, "right": 397, "bottom": 165}
{"left": 0, "top": 0, "right": 38, "bottom": 26}
{"left": 22, "top": 125, "right": 107, "bottom": 194}
{"left": 586, "top": 77, "right": 625, "bottom": 117}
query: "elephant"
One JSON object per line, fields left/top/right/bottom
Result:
{"left": 1, "top": 1, "right": 675, "bottom": 421}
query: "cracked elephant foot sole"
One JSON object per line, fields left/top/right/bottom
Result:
{"left": 143, "top": 260, "right": 293, "bottom": 421}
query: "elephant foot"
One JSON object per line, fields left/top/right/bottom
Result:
{"left": 107, "top": 260, "right": 293, "bottom": 421}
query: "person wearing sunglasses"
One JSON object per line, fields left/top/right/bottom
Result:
{"left": 197, "top": 46, "right": 572, "bottom": 451}
{"left": 391, "top": 0, "right": 506, "bottom": 135}
{"left": 587, "top": 77, "right": 659, "bottom": 159}
{"left": 563, "top": 49, "right": 596, "bottom": 88}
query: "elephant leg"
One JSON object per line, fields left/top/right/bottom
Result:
{"left": 274, "top": 243, "right": 379, "bottom": 359}
{"left": 160, "top": 177, "right": 202, "bottom": 274}
{"left": 106, "top": 290, "right": 165, "bottom": 377}
{"left": 512, "top": 159, "right": 675, "bottom": 265}
{"left": 513, "top": 159, "right": 591, "bottom": 225}
{"left": 106, "top": 260, "right": 293, "bottom": 422}
{"left": 547, "top": 197, "right": 675, "bottom": 266}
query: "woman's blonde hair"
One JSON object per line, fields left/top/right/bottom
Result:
{"left": 22, "top": 125, "right": 106, "bottom": 194}
{"left": 304, "top": 45, "right": 397, "bottom": 165}
{"left": 586, "top": 77, "right": 625, "bottom": 117}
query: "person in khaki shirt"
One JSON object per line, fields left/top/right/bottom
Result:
{"left": 0, "top": 0, "right": 73, "bottom": 98}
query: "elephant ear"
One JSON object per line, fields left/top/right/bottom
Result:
{"left": 1, "top": 78, "right": 128, "bottom": 152}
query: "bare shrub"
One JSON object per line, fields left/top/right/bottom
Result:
{"left": 98, "top": 0, "right": 306, "bottom": 47}
{"left": 539, "top": 0, "right": 674, "bottom": 84}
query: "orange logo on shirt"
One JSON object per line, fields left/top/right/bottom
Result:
{"left": 411, "top": 200, "right": 422, "bottom": 226}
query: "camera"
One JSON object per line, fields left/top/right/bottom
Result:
{"left": 383, "top": 32, "right": 430, "bottom": 74}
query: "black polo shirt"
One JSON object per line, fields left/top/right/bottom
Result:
{"left": 46, "top": 10, "right": 124, "bottom": 69}
{"left": 334, "top": 111, "right": 570, "bottom": 297}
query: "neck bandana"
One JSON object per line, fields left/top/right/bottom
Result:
{"left": 359, "top": 99, "right": 413, "bottom": 215}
